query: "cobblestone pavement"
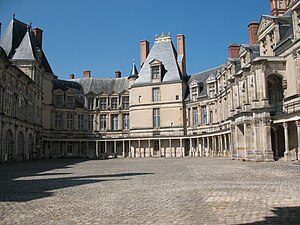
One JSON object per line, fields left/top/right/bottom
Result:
{"left": 0, "top": 158, "right": 300, "bottom": 225}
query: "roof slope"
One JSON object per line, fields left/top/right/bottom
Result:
{"left": 134, "top": 35, "right": 181, "bottom": 85}
{"left": 73, "top": 77, "right": 129, "bottom": 94}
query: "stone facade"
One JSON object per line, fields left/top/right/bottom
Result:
{"left": 1, "top": 0, "right": 300, "bottom": 163}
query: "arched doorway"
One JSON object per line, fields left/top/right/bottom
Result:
{"left": 17, "top": 132, "right": 25, "bottom": 161}
{"left": 271, "top": 125, "right": 285, "bottom": 160}
{"left": 5, "top": 130, "right": 14, "bottom": 162}
{"left": 267, "top": 74, "right": 283, "bottom": 115}
{"left": 27, "top": 134, "right": 34, "bottom": 160}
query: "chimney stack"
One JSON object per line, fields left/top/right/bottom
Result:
{"left": 115, "top": 70, "right": 121, "bottom": 78}
{"left": 70, "top": 74, "right": 74, "bottom": 79}
{"left": 177, "top": 34, "right": 186, "bottom": 76}
{"left": 270, "top": 0, "right": 289, "bottom": 16}
{"left": 140, "top": 40, "right": 149, "bottom": 68}
{"left": 228, "top": 44, "right": 240, "bottom": 58}
{"left": 248, "top": 21, "right": 259, "bottom": 45}
{"left": 83, "top": 70, "right": 91, "bottom": 78}
{"left": 33, "top": 27, "right": 43, "bottom": 48}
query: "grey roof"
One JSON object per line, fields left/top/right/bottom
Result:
{"left": 12, "top": 30, "right": 36, "bottom": 60}
{"left": 0, "top": 18, "right": 27, "bottom": 58}
{"left": 134, "top": 36, "right": 182, "bottom": 85}
{"left": 0, "top": 18, "right": 53, "bottom": 74}
{"left": 73, "top": 77, "right": 129, "bottom": 95}
{"left": 128, "top": 60, "right": 138, "bottom": 79}
{"left": 53, "top": 79, "right": 84, "bottom": 93}
{"left": 188, "top": 66, "right": 220, "bottom": 98}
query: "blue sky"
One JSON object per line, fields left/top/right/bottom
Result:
{"left": 0, "top": 0, "right": 270, "bottom": 80}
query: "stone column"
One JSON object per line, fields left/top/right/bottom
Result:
{"left": 263, "top": 119, "right": 274, "bottom": 161}
{"left": 148, "top": 139, "right": 151, "bottom": 157}
{"left": 220, "top": 135, "right": 223, "bottom": 157}
{"left": 196, "top": 138, "right": 200, "bottom": 157}
{"left": 253, "top": 119, "right": 263, "bottom": 161}
{"left": 296, "top": 121, "right": 300, "bottom": 161}
{"left": 206, "top": 137, "right": 210, "bottom": 157}
{"left": 128, "top": 140, "right": 131, "bottom": 158}
{"left": 224, "top": 134, "right": 228, "bottom": 157}
{"left": 236, "top": 82, "right": 241, "bottom": 109}
{"left": 159, "top": 139, "right": 162, "bottom": 157}
{"left": 283, "top": 122, "right": 290, "bottom": 161}
{"left": 180, "top": 138, "right": 184, "bottom": 157}
{"left": 95, "top": 141, "right": 99, "bottom": 158}
{"left": 138, "top": 139, "right": 141, "bottom": 157}
{"left": 169, "top": 139, "right": 172, "bottom": 157}
{"left": 122, "top": 140, "right": 125, "bottom": 157}
{"left": 189, "top": 138, "right": 193, "bottom": 157}
{"left": 230, "top": 125, "right": 237, "bottom": 160}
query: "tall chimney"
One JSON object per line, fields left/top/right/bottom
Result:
{"left": 140, "top": 40, "right": 149, "bottom": 68}
{"left": 228, "top": 44, "right": 240, "bottom": 58}
{"left": 177, "top": 34, "right": 186, "bottom": 76}
{"left": 83, "top": 70, "right": 91, "bottom": 78}
{"left": 33, "top": 27, "right": 43, "bottom": 48}
{"left": 70, "top": 74, "right": 74, "bottom": 79}
{"left": 115, "top": 70, "right": 121, "bottom": 78}
{"left": 270, "top": 0, "right": 289, "bottom": 16}
{"left": 248, "top": 21, "right": 259, "bottom": 44}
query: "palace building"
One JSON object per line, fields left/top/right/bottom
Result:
{"left": 1, "top": 0, "right": 300, "bottom": 163}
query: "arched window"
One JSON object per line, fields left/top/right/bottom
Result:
{"left": 5, "top": 129, "right": 14, "bottom": 160}
{"left": 27, "top": 134, "right": 34, "bottom": 157}
{"left": 4, "top": 84, "right": 13, "bottom": 116}
{"left": 17, "top": 132, "right": 25, "bottom": 157}
{"left": 17, "top": 90, "right": 25, "bottom": 120}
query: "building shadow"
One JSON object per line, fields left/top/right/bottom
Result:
{"left": 0, "top": 159, "right": 153, "bottom": 202}
{"left": 242, "top": 206, "right": 300, "bottom": 225}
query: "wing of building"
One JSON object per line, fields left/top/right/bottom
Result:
{"left": 1, "top": 0, "right": 300, "bottom": 162}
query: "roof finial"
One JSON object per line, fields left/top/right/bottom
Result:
{"left": 133, "top": 59, "right": 135, "bottom": 64}
{"left": 168, "top": 32, "right": 171, "bottom": 37}
{"left": 13, "top": 13, "right": 15, "bottom": 19}
{"left": 155, "top": 33, "right": 158, "bottom": 39}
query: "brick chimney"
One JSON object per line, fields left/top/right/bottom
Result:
{"left": 270, "top": 0, "right": 289, "bottom": 16}
{"left": 115, "top": 70, "right": 121, "bottom": 78}
{"left": 177, "top": 34, "right": 186, "bottom": 76}
{"left": 83, "top": 70, "right": 91, "bottom": 78}
{"left": 33, "top": 27, "right": 43, "bottom": 48}
{"left": 228, "top": 44, "right": 240, "bottom": 58}
{"left": 140, "top": 40, "right": 149, "bottom": 68}
{"left": 70, "top": 74, "right": 74, "bottom": 79}
{"left": 248, "top": 21, "right": 259, "bottom": 44}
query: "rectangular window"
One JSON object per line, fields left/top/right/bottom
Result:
{"left": 191, "top": 87, "right": 198, "bottom": 101}
{"left": 67, "top": 143, "right": 73, "bottom": 155}
{"left": 78, "top": 114, "right": 84, "bottom": 131}
{"left": 111, "top": 97, "right": 118, "bottom": 110}
{"left": 67, "top": 113, "right": 73, "bottom": 130}
{"left": 192, "top": 107, "right": 198, "bottom": 126}
{"left": 122, "top": 96, "right": 129, "bottom": 109}
{"left": 100, "top": 114, "right": 106, "bottom": 130}
{"left": 66, "top": 96, "right": 75, "bottom": 108}
{"left": 111, "top": 114, "right": 118, "bottom": 130}
{"left": 123, "top": 114, "right": 130, "bottom": 130}
{"left": 88, "top": 115, "right": 94, "bottom": 131}
{"left": 152, "top": 88, "right": 160, "bottom": 102}
{"left": 100, "top": 97, "right": 107, "bottom": 110}
{"left": 54, "top": 94, "right": 64, "bottom": 108}
{"left": 54, "top": 112, "right": 63, "bottom": 130}
{"left": 87, "top": 97, "right": 94, "bottom": 110}
{"left": 153, "top": 108, "right": 160, "bottom": 128}
{"left": 209, "top": 110, "right": 213, "bottom": 124}
{"left": 209, "top": 83, "right": 215, "bottom": 98}
{"left": 202, "top": 106, "right": 207, "bottom": 124}
{"left": 152, "top": 66, "right": 160, "bottom": 79}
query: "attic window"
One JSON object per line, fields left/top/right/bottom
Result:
{"left": 152, "top": 66, "right": 160, "bottom": 79}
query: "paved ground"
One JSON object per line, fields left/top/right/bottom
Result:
{"left": 0, "top": 158, "right": 300, "bottom": 225}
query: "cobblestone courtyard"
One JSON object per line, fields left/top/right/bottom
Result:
{"left": 0, "top": 158, "right": 300, "bottom": 225}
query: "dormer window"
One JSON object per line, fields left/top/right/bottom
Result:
{"left": 150, "top": 59, "right": 163, "bottom": 82}
{"left": 191, "top": 87, "right": 198, "bottom": 102}
{"left": 152, "top": 66, "right": 160, "bottom": 79}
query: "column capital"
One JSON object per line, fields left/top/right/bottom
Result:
{"left": 283, "top": 122, "right": 289, "bottom": 129}
{"left": 295, "top": 120, "right": 300, "bottom": 127}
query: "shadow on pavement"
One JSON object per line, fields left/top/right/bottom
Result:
{"left": 0, "top": 159, "right": 153, "bottom": 202}
{"left": 242, "top": 206, "right": 300, "bottom": 225}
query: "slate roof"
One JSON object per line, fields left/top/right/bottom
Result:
{"left": 128, "top": 61, "right": 139, "bottom": 79}
{"left": 134, "top": 36, "right": 182, "bottom": 85}
{"left": 0, "top": 18, "right": 53, "bottom": 74}
{"left": 188, "top": 66, "right": 220, "bottom": 98}
{"left": 73, "top": 77, "right": 129, "bottom": 95}
{"left": 53, "top": 79, "right": 84, "bottom": 93}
